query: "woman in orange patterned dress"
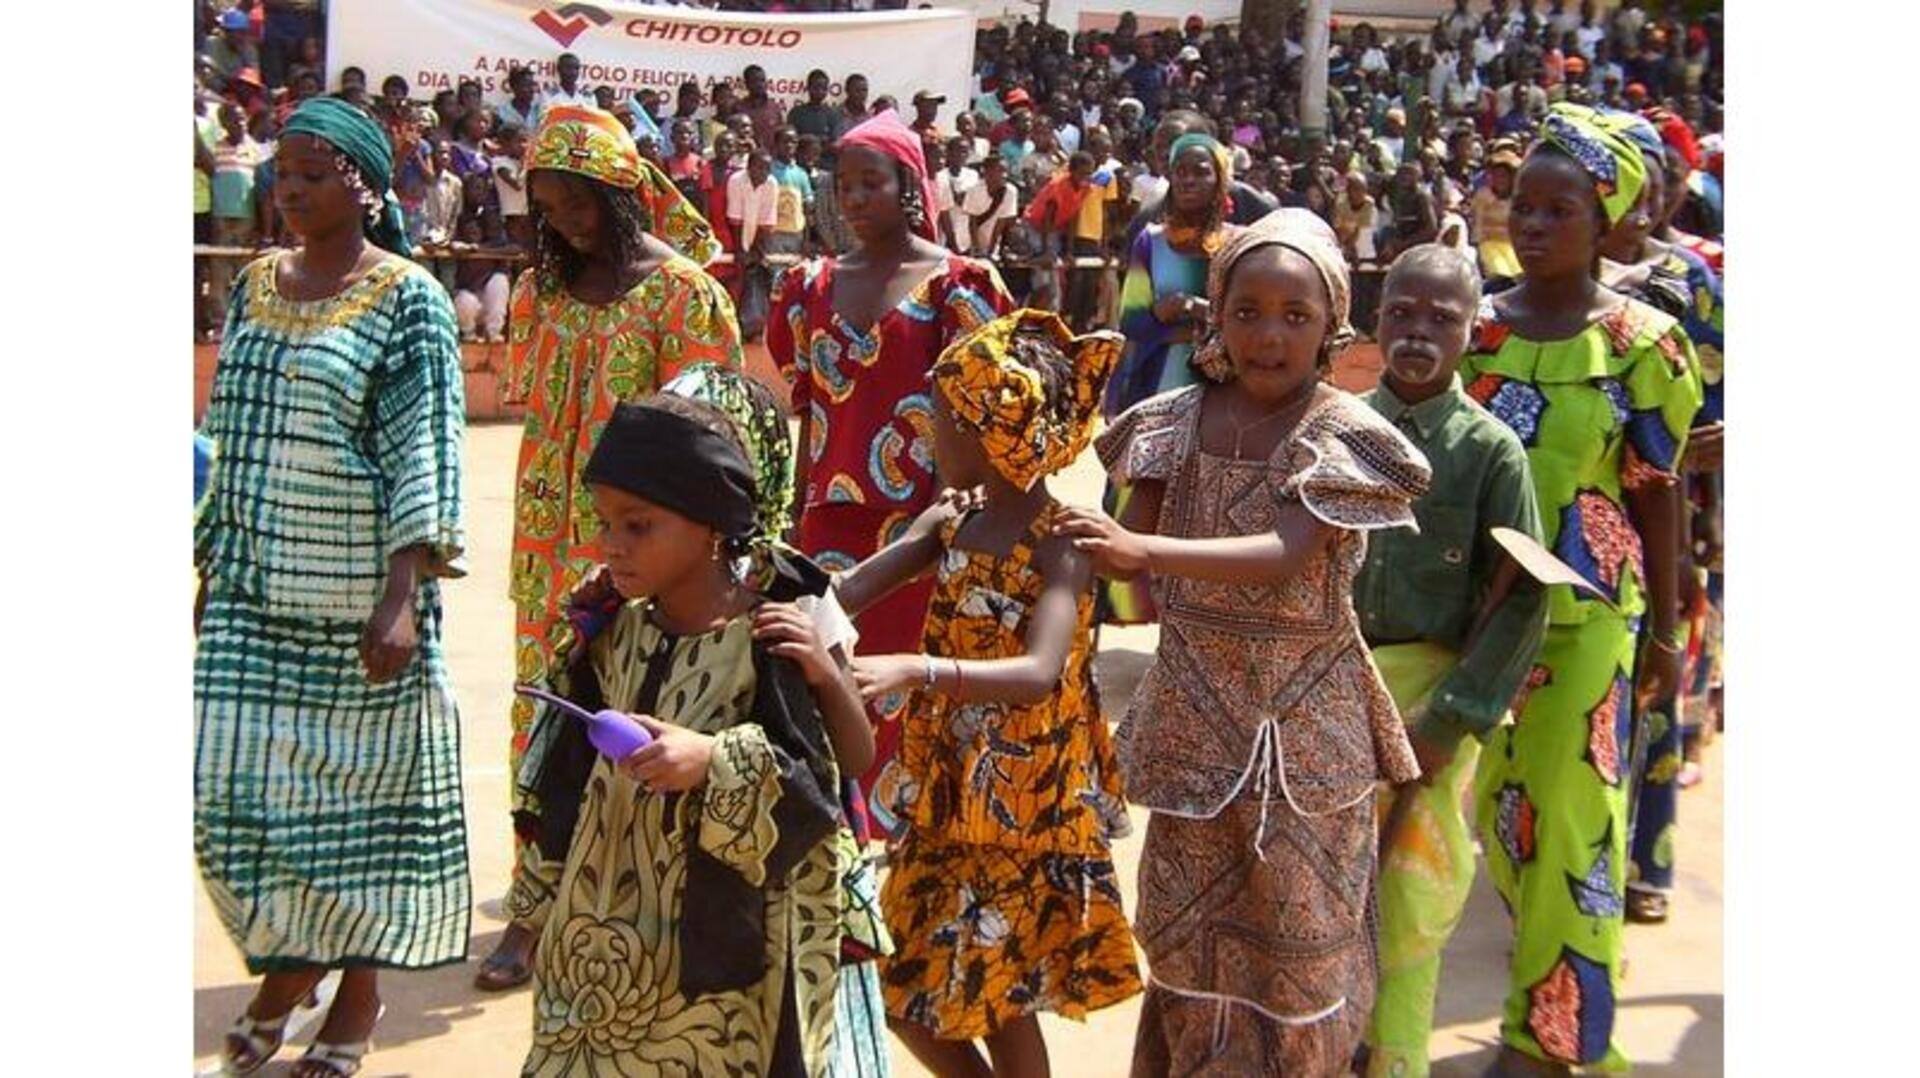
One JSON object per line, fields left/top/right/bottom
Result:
{"left": 476, "top": 105, "right": 743, "bottom": 991}
{"left": 838, "top": 311, "right": 1142, "bottom": 1077}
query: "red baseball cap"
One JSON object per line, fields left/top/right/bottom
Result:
{"left": 1003, "top": 87, "right": 1033, "bottom": 110}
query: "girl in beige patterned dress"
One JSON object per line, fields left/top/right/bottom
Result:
{"left": 1054, "top": 210, "right": 1432, "bottom": 1077}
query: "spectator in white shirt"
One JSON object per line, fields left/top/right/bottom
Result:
{"left": 1612, "top": 0, "right": 1648, "bottom": 46}
{"left": 727, "top": 150, "right": 780, "bottom": 339}
{"left": 1443, "top": 0, "right": 1479, "bottom": 45}
{"left": 493, "top": 124, "right": 531, "bottom": 248}
{"left": 933, "top": 137, "right": 980, "bottom": 252}
{"left": 548, "top": 53, "right": 596, "bottom": 109}
{"left": 1443, "top": 53, "right": 1485, "bottom": 118}
{"left": 728, "top": 149, "right": 780, "bottom": 255}
{"left": 1547, "top": 0, "right": 1583, "bottom": 40}
{"left": 422, "top": 142, "right": 464, "bottom": 247}
{"left": 956, "top": 112, "right": 992, "bottom": 167}
{"left": 499, "top": 66, "right": 544, "bottom": 132}
{"left": 960, "top": 156, "right": 1021, "bottom": 257}
{"left": 1575, "top": 0, "right": 1608, "bottom": 58}
{"left": 1473, "top": 17, "right": 1507, "bottom": 69}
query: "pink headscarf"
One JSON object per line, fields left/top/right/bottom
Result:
{"left": 838, "top": 110, "right": 942, "bottom": 242}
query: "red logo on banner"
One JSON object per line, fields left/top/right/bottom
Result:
{"left": 531, "top": 4, "right": 613, "bottom": 48}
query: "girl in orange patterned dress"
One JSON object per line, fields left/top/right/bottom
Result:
{"left": 837, "top": 310, "right": 1143, "bottom": 1077}
{"left": 479, "top": 105, "right": 743, "bottom": 991}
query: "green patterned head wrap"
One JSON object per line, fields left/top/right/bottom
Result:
{"left": 281, "top": 96, "right": 412, "bottom": 257}
{"left": 1534, "top": 102, "right": 1648, "bottom": 228}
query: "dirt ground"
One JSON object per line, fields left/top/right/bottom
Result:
{"left": 192, "top": 421, "right": 1723, "bottom": 1077}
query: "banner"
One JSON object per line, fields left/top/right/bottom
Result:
{"left": 327, "top": 0, "right": 977, "bottom": 127}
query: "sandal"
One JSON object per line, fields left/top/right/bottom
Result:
{"left": 474, "top": 929, "right": 536, "bottom": 991}
{"left": 221, "top": 1011, "right": 291, "bottom": 1075}
{"left": 222, "top": 981, "right": 325, "bottom": 1074}
{"left": 1626, "top": 888, "right": 1669, "bottom": 924}
{"left": 294, "top": 1004, "right": 385, "bottom": 1078}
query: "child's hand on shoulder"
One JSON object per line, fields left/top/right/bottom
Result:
{"left": 620, "top": 717, "right": 716, "bottom": 793}
{"left": 849, "top": 654, "right": 923, "bottom": 702}
{"left": 753, "top": 602, "right": 837, "bottom": 687}
{"left": 935, "top": 485, "right": 986, "bottom": 514}
{"left": 1052, "top": 504, "right": 1152, "bottom": 575}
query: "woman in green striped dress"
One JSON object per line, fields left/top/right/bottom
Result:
{"left": 194, "top": 98, "right": 470, "bottom": 1078}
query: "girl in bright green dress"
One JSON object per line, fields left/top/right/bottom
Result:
{"left": 1458, "top": 104, "right": 1703, "bottom": 1076}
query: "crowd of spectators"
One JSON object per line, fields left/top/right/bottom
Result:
{"left": 195, "top": 0, "right": 1724, "bottom": 342}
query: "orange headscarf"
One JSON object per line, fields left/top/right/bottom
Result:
{"left": 526, "top": 104, "right": 720, "bottom": 264}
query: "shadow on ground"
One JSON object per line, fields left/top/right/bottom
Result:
{"left": 194, "top": 929, "right": 525, "bottom": 1066}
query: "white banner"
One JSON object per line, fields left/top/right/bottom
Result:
{"left": 327, "top": 0, "right": 976, "bottom": 127}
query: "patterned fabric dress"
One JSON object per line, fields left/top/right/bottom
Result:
{"left": 872, "top": 505, "right": 1142, "bottom": 1039}
{"left": 501, "top": 258, "right": 743, "bottom": 911}
{"left": 1601, "top": 241, "right": 1723, "bottom": 899}
{"left": 767, "top": 254, "right": 1011, "bottom": 794}
{"left": 194, "top": 252, "right": 470, "bottom": 974}
{"left": 1096, "top": 387, "right": 1430, "bottom": 1077}
{"left": 1460, "top": 298, "right": 1702, "bottom": 1071}
{"left": 523, "top": 602, "right": 843, "bottom": 1077}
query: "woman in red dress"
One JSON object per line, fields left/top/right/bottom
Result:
{"left": 768, "top": 110, "right": 1012, "bottom": 800}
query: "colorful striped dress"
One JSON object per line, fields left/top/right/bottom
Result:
{"left": 194, "top": 251, "right": 470, "bottom": 974}
{"left": 1099, "top": 223, "right": 1209, "bottom": 623}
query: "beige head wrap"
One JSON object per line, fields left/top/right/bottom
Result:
{"left": 1193, "top": 208, "right": 1354, "bottom": 381}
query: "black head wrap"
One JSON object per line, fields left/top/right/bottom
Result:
{"left": 582, "top": 402, "right": 759, "bottom": 540}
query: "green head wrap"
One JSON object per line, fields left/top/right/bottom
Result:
{"left": 1165, "top": 132, "right": 1233, "bottom": 253}
{"left": 282, "top": 96, "right": 413, "bottom": 257}
{"left": 1534, "top": 102, "right": 1647, "bottom": 228}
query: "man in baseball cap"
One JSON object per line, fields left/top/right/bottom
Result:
{"left": 911, "top": 90, "right": 946, "bottom": 139}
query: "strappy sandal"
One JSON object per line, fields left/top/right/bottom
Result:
{"left": 474, "top": 940, "right": 535, "bottom": 991}
{"left": 221, "top": 1011, "right": 291, "bottom": 1075}
{"left": 294, "top": 1004, "right": 385, "bottom": 1078}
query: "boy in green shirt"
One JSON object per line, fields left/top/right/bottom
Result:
{"left": 1357, "top": 245, "right": 1549, "bottom": 1078}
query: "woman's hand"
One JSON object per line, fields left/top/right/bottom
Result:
{"left": 620, "top": 716, "right": 716, "bottom": 793}
{"left": 1151, "top": 293, "right": 1192, "bottom": 323}
{"left": 359, "top": 589, "right": 418, "bottom": 683}
{"left": 753, "top": 603, "right": 838, "bottom": 688}
{"left": 849, "top": 654, "right": 925, "bottom": 702}
{"left": 1636, "top": 637, "right": 1684, "bottom": 710}
{"left": 1051, "top": 504, "right": 1153, "bottom": 576}
{"left": 936, "top": 485, "right": 986, "bottom": 514}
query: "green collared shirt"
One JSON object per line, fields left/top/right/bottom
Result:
{"left": 1356, "top": 377, "right": 1549, "bottom": 745}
